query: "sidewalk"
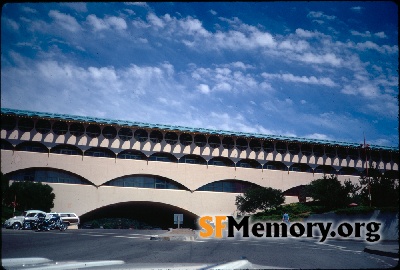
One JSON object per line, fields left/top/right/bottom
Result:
{"left": 363, "top": 241, "right": 399, "bottom": 258}
{"left": 150, "top": 228, "right": 197, "bottom": 241}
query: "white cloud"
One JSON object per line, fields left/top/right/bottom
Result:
{"left": 197, "top": 84, "right": 210, "bottom": 94}
{"left": 262, "top": 72, "right": 337, "bottom": 87}
{"left": 374, "top": 32, "right": 387, "bottom": 38}
{"left": 48, "top": 10, "right": 81, "bottom": 32}
{"left": 86, "top": 14, "right": 127, "bottom": 31}
{"left": 307, "top": 11, "right": 336, "bottom": 20}
{"left": 210, "top": 9, "right": 217, "bottom": 15}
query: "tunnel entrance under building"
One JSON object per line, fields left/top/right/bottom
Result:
{"left": 80, "top": 201, "right": 198, "bottom": 230}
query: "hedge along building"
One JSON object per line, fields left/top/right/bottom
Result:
{"left": 1, "top": 108, "right": 399, "bottom": 228}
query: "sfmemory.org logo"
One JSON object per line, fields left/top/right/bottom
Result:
{"left": 198, "top": 216, "right": 381, "bottom": 242}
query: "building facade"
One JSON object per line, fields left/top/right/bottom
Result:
{"left": 1, "top": 108, "right": 398, "bottom": 226}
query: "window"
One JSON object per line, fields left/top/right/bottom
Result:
{"left": 70, "top": 123, "right": 84, "bottom": 137}
{"left": 84, "top": 147, "right": 115, "bottom": 158}
{"left": 18, "top": 118, "right": 34, "bottom": 132}
{"left": 236, "top": 138, "right": 248, "bottom": 151}
{"left": 236, "top": 159, "right": 262, "bottom": 169}
{"left": 208, "top": 157, "right": 234, "bottom": 167}
{"left": 35, "top": 119, "right": 51, "bottom": 134}
{"left": 86, "top": 125, "right": 101, "bottom": 138}
{"left": 1, "top": 116, "right": 16, "bottom": 131}
{"left": 301, "top": 144, "right": 312, "bottom": 156}
{"left": 165, "top": 132, "right": 178, "bottom": 145}
{"left": 148, "top": 152, "right": 177, "bottom": 162}
{"left": 118, "top": 150, "right": 146, "bottom": 160}
{"left": 7, "top": 169, "right": 90, "bottom": 185}
{"left": 197, "top": 180, "right": 258, "bottom": 193}
{"left": 263, "top": 141, "right": 274, "bottom": 153}
{"left": 52, "top": 121, "right": 68, "bottom": 135}
{"left": 275, "top": 142, "right": 287, "bottom": 154}
{"left": 208, "top": 136, "right": 220, "bottom": 149}
{"left": 102, "top": 126, "right": 117, "bottom": 139}
{"left": 105, "top": 175, "right": 186, "bottom": 190}
{"left": 16, "top": 142, "right": 48, "bottom": 153}
{"left": 118, "top": 128, "right": 133, "bottom": 141}
{"left": 249, "top": 139, "right": 261, "bottom": 152}
{"left": 50, "top": 145, "right": 82, "bottom": 156}
{"left": 134, "top": 129, "right": 148, "bottom": 142}
{"left": 179, "top": 155, "right": 206, "bottom": 165}
{"left": 222, "top": 137, "right": 234, "bottom": 149}
{"left": 180, "top": 133, "right": 192, "bottom": 146}
{"left": 288, "top": 143, "right": 300, "bottom": 155}
{"left": 194, "top": 134, "right": 207, "bottom": 147}
{"left": 150, "top": 130, "right": 163, "bottom": 143}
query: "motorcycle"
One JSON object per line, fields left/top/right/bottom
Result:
{"left": 36, "top": 213, "right": 67, "bottom": 232}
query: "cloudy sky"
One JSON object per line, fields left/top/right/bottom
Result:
{"left": 1, "top": 2, "right": 398, "bottom": 147}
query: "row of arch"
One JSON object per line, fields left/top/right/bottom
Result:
{"left": 2, "top": 139, "right": 396, "bottom": 177}
{"left": 1, "top": 115, "right": 397, "bottom": 163}
{"left": 5, "top": 168, "right": 261, "bottom": 193}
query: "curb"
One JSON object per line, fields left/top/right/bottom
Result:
{"left": 150, "top": 235, "right": 196, "bottom": 241}
{"left": 363, "top": 245, "right": 399, "bottom": 258}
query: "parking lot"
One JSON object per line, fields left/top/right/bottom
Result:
{"left": 2, "top": 228, "right": 398, "bottom": 269}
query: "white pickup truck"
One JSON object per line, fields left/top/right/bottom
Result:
{"left": 3, "top": 210, "right": 46, "bottom": 230}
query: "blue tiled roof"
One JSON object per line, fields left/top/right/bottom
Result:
{"left": 1, "top": 107, "right": 398, "bottom": 151}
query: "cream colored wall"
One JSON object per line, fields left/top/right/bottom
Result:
{"left": 1, "top": 149, "right": 363, "bottom": 216}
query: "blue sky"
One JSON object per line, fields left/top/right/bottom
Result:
{"left": 1, "top": 2, "right": 398, "bottom": 147}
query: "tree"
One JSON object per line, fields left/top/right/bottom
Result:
{"left": 359, "top": 172, "right": 399, "bottom": 207}
{"left": 235, "top": 187, "right": 285, "bottom": 214}
{"left": 3, "top": 181, "right": 55, "bottom": 212}
{"left": 305, "top": 174, "right": 358, "bottom": 210}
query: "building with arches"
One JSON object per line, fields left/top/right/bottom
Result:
{"left": 1, "top": 108, "right": 398, "bottom": 228}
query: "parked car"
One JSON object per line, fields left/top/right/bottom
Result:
{"left": 58, "top": 213, "right": 80, "bottom": 227}
{"left": 3, "top": 210, "right": 46, "bottom": 230}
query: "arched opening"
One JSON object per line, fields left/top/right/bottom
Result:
{"left": 35, "top": 119, "right": 51, "bottom": 134}
{"left": 222, "top": 137, "right": 234, "bottom": 149}
{"left": 337, "top": 148, "right": 348, "bottom": 159}
{"left": 208, "top": 136, "right": 221, "bottom": 149}
{"left": 118, "top": 150, "right": 147, "bottom": 160}
{"left": 249, "top": 139, "right": 261, "bottom": 152}
{"left": 80, "top": 202, "right": 198, "bottom": 230}
{"left": 236, "top": 159, "right": 262, "bottom": 169}
{"left": 314, "top": 165, "right": 336, "bottom": 174}
{"left": 103, "top": 174, "right": 188, "bottom": 191}
{"left": 50, "top": 144, "right": 83, "bottom": 156}
{"left": 102, "top": 126, "right": 117, "bottom": 139}
{"left": 84, "top": 147, "right": 116, "bottom": 158}
{"left": 86, "top": 124, "right": 101, "bottom": 138}
{"left": 179, "top": 154, "right": 207, "bottom": 165}
{"left": 236, "top": 138, "right": 248, "bottom": 151}
{"left": 1, "top": 115, "right": 16, "bottom": 131}
{"left": 265, "top": 161, "right": 286, "bottom": 171}
{"left": 165, "top": 132, "right": 178, "bottom": 145}
{"left": 180, "top": 133, "right": 193, "bottom": 146}
{"left": 6, "top": 168, "right": 93, "bottom": 185}
{"left": 15, "top": 142, "right": 48, "bottom": 153}
{"left": 208, "top": 157, "right": 234, "bottom": 167}
{"left": 313, "top": 145, "right": 324, "bottom": 157}
{"left": 275, "top": 141, "right": 287, "bottom": 154}
{"left": 134, "top": 129, "right": 148, "bottom": 142}
{"left": 70, "top": 123, "right": 85, "bottom": 137}
{"left": 1, "top": 139, "right": 14, "bottom": 150}
{"left": 288, "top": 143, "right": 300, "bottom": 155}
{"left": 194, "top": 134, "right": 207, "bottom": 147}
{"left": 324, "top": 146, "right": 336, "bottom": 158}
{"left": 148, "top": 152, "right": 177, "bottom": 163}
{"left": 52, "top": 121, "right": 68, "bottom": 135}
{"left": 263, "top": 141, "right": 274, "bottom": 153}
{"left": 289, "top": 163, "right": 312, "bottom": 173}
{"left": 18, "top": 118, "right": 34, "bottom": 132}
{"left": 118, "top": 127, "right": 133, "bottom": 141}
{"left": 196, "top": 179, "right": 261, "bottom": 193}
{"left": 150, "top": 130, "right": 163, "bottom": 143}
{"left": 301, "top": 144, "right": 312, "bottom": 156}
